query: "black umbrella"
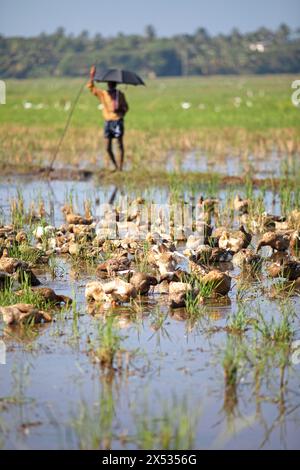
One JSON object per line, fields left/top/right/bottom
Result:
{"left": 94, "top": 68, "right": 145, "bottom": 86}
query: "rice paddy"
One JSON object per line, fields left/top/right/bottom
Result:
{"left": 0, "top": 75, "right": 300, "bottom": 450}
{"left": 0, "top": 75, "right": 299, "bottom": 171}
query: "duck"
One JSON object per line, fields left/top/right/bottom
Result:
{"left": 0, "top": 225, "right": 14, "bottom": 237}
{"left": 262, "top": 213, "right": 287, "bottom": 231}
{"left": 209, "top": 226, "right": 229, "bottom": 247}
{"left": 151, "top": 247, "right": 190, "bottom": 278}
{"left": 267, "top": 259, "right": 300, "bottom": 281}
{"left": 147, "top": 242, "right": 175, "bottom": 264}
{"left": 16, "top": 287, "right": 72, "bottom": 305}
{"left": 61, "top": 204, "right": 93, "bottom": 225}
{"left": 168, "top": 281, "right": 196, "bottom": 309}
{"left": 146, "top": 232, "right": 164, "bottom": 245}
{"left": 256, "top": 231, "right": 290, "bottom": 252}
{"left": 155, "top": 252, "right": 177, "bottom": 277}
{"left": 128, "top": 272, "right": 158, "bottom": 295}
{"left": 209, "top": 248, "right": 234, "bottom": 263}
{"left": 28, "top": 200, "right": 47, "bottom": 222}
{"left": 68, "top": 241, "right": 81, "bottom": 256}
{"left": 0, "top": 303, "right": 52, "bottom": 325}
{"left": 96, "top": 252, "right": 131, "bottom": 278}
{"left": 0, "top": 248, "right": 28, "bottom": 274}
{"left": 33, "top": 225, "right": 55, "bottom": 240}
{"left": 189, "top": 260, "right": 208, "bottom": 278}
{"left": 219, "top": 226, "right": 251, "bottom": 253}
{"left": 234, "top": 195, "right": 250, "bottom": 214}
{"left": 68, "top": 224, "right": 95, "bottom": 237}
{"left": 15, "top": 231, "right": 28, "bottom": 244}
{"left": 85, "top": 281, "right": 105, "bottom": 302}
{"left": 232, "top": 249, "right": 262, "bottom": 269}
{"left": 198, "top": 196, "right": 219, "bottom": 214}
{"left": 0, "top": 249, "right": 41, "bottom": 285}
{"left": 114, "top": 237, "right": 140, "bottom": 252}
{"left": 130, "top": 197, "right": 145, "bottom": 206}
{"left": 189, "top": 245, "right": 212, "bottom": 264}
{"left": 84, "top": 200, "right": 93, "bottom": 220}
{"left": 186, "top": 234, "right": 206, "bottom": 252}
{"left": 201, "top": 270, "right": 231, "bottom": 296}
{"left": 85, "top": 279, "right": 137, "bottom": 304}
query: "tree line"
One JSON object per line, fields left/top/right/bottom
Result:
{"left": 1, "top": 24, "right": 299, "bottom": 78}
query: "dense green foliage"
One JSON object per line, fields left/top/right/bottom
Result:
{"left": 1, "top": 24, "right": 300, "bottom": 78}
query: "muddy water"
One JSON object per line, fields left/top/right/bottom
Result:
{"left": 0, "top": 177, "right": 300, "bottom": 449}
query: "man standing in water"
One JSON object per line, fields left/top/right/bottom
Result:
{"left": 87, "top": 65, "right": 129, "bottom": 171}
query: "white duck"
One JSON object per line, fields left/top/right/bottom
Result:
{"left": 85, "top": 279, "right": 137, "bottom": 305}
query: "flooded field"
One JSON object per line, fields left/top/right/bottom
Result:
{"left": 166, "top": 150, "right": 300, "bottom": 179}
{"left": 0, "top": 175, "right": 300, "bottom": 450}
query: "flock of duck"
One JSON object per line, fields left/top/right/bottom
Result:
{"left": 1, "top": 194, "right": 300, "bottom": 325}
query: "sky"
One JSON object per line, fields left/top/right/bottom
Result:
{"left": 0, "top": 0, "right": 299, "bottom": 37}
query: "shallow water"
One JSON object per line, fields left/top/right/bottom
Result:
{"left": 0, "top": 176, "right": 300, "bottom": 450}
{"left": 166, "top": 150, "right": 299, "bottom": 179}
{"left": 0, "top": 175, "right": 281, "bottom": 226}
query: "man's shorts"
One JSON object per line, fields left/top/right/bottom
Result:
{"left": 104, "top": 119, "right": 124, "bottom": 139}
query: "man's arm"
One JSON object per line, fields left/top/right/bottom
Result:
{"left": 120, "top": 92, "right": 129, "bottom": 115}
{"left": 86, "top": 65, "right": 104, "bottom": 99}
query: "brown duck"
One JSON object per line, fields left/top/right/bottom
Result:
{"left": 202, "top": 270, "right": 232, "bottom": 296}
{"left": 256, "top": 231, "right": 290, "bottom": 252}
{"left": 17, "top": 287, "right": 72, "bottom": 305}
{"left": 129, "top": 272, "right": 158, "bottom": 295}
{"left": 168, "top": 281, "right": 196, "bottom": 309}
{"left": 85, "top": 279, "right": 137, "bottom": 304}
{"left": 234, "top": 195, "right": 250, "bottom": 214}
{"left": 190, "top": 246, "right": 233, "bottom": 264}
{"left": 268, "top": 259, "right": 300, "bottom": 281}
{"left": 209, "top": 248, "right": 233, "bottom": 263}
{"left": 232, "top": 249, "right": 262, "bottom": 269}
{"left": 96, "top": 252, "right": 131, "bottom": 278}
{"left": 0, "top": 303, "right": 52, "bottom": 325}
{"left": 198, "top": 196, "right": 219, "bottom": 213}
{"left": 219, "top": 226, "right": 251, "bottom": 253}
{"left": 0, "top": 249, "right": 40, "bottom": 286}
{"left": 15, "top": 231, "right": 28, "bottom": 244}
{"left": 61, "top": 204, "right": 93, "bottom": 225}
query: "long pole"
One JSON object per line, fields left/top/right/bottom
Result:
{"left": 47, "top": 81, "right": 85, "bottom": 174}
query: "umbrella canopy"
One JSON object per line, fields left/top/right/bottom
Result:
{"left": 94, "top": 68, "right": 145, "bottom": 86}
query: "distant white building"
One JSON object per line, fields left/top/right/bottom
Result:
{"left": 249, "top": 43, "right": 265, "bottom": 53}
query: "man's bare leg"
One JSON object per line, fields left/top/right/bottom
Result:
{"left": 117, "top": 136, "right": 124, "bottom": 171}
{"left": 105, "top": 137, "right": 118, "bottom": 170}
